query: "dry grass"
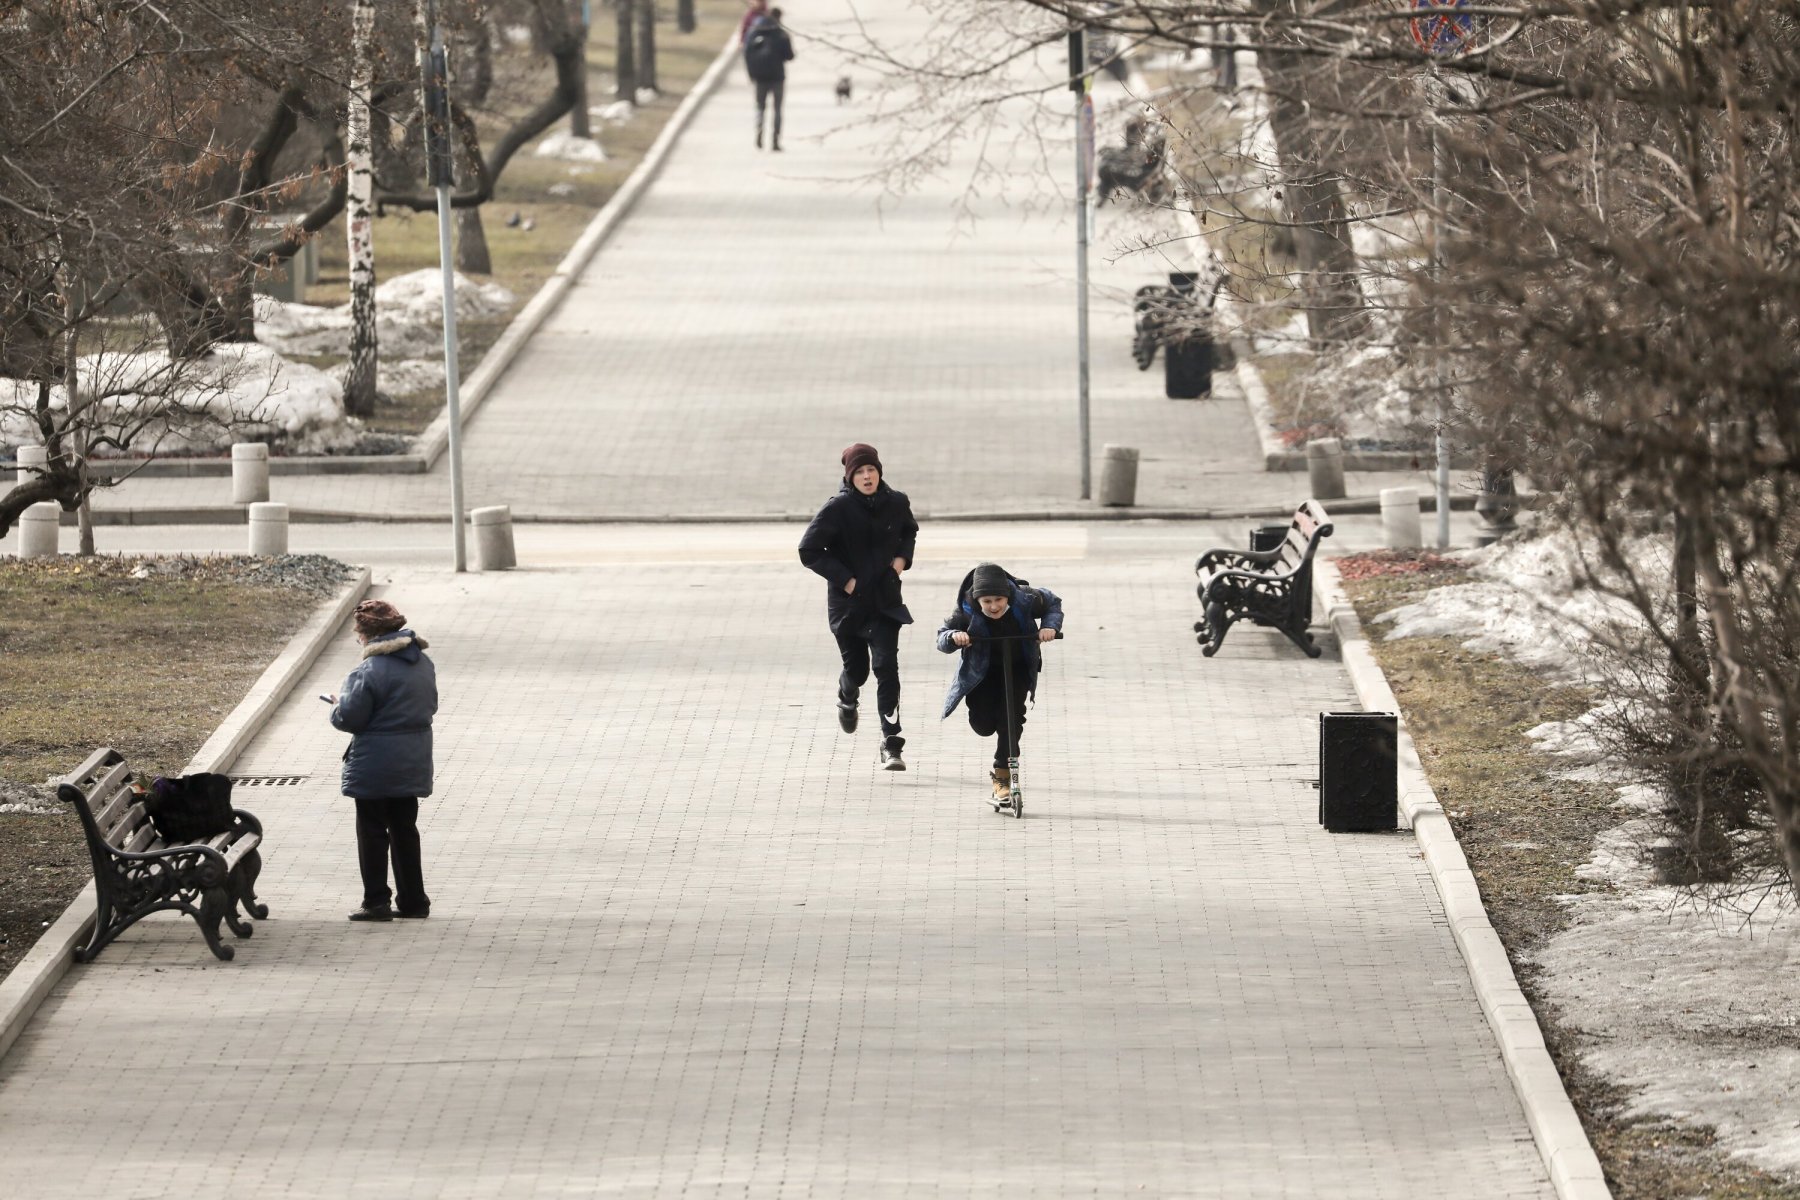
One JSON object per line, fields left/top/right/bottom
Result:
{"left": 0, "top": 556, "right": 338, "bottom": 979}
{"left": 1341, "top": 552, "right": 1800, "bottom": 1200}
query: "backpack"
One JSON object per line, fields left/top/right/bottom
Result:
{"left": 141, "top": 773, "right": 236, "bottom": 844}
{"left": 744, "top": 24, "right": 784, "bottom": 80}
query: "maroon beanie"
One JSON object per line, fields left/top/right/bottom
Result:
{"left": 353, "top": 599, "right": 407, "bottom": 637}
{"left": 841, "top": 442, "right": 882, "bottom": 482}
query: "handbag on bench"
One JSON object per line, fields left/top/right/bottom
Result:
{"left": 141, "top": 773, "right": 236, "bottom": 843}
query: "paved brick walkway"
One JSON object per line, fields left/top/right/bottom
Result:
{"left": 0, "top": 529, "right": 1550, "bottom": 1197}
{"left": 87, "top": 0, "right": 1444, "bottom": 521}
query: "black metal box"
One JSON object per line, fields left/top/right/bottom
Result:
{"left": 1249, "top": 524, "right": 1289, "bottom": 553}
{"left": 1319, "top": 712, "right": 1397, "bottom": 832}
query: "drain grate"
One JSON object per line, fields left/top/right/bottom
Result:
{"left": 231, "top": 775, "right": 310, "bottom": 788}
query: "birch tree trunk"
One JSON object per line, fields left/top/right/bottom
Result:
{"left": 343, "top": 0, "right": 380, "bottom": 418}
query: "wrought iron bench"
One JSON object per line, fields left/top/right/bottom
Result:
{"left": 57, "top": 747, "right": 268, "bottom": 962}
{"left": 1193, "top": 499, "right": 1334, "bottom": 658}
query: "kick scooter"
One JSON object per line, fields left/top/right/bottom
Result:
{"left": 980, "top": 631, "right": 1061, "bottom": 819}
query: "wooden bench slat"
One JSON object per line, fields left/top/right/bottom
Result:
{"left": 87, "top": 761, "right": 135, "bottom": 823}
{"left": 122, "top": 821, "right": 161, "bottom": 855}
{"left": 102, "top": 803, "right": 150, "bottom": 849}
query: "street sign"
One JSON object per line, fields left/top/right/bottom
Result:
{"left": 1078, "top": 94, "right": 1096, "bottom": 195}
{"left": 1410, "top": 0, "right": 1477, "bottom": 56}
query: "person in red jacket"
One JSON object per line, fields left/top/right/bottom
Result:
{"left": 737, "top": 0, "right": 768, "bottom": 44}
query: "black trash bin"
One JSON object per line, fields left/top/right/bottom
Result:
{"left": 1164, "top": 332, "right": 1214, "bottom": 399}
{"left": 1318, "top": 712, "right": 1398, "bottom": 832}
{"left": 1249, "top": 524, "right": 1289, "bottom": 553}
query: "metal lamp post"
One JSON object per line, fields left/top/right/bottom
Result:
{"left": 422, "top": 3, "right": 468, "bottom": 572}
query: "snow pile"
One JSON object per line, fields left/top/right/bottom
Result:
{"left": 257, "top": 270, "right": 514, "bottom": 364}
{"left": 1533, "top": 898, "right": 1800, "bottom": 1173}
{"left": 1375, "top": 520, "right": 1661, "bottom": 685}
{"left": 1368, "top": 515, "right": 1800, "bottom": 1176}
{"left": 592, "top": 100, "right": 636, "bottom": 124}
{"left": 367, "top": 269, "right": 516, "bottom": 329}
{"left": 328, "top": 356, "right": 444, "bottom": 399}
{"left": 534, "top": 131, "right": 608, "bottom": 163}
{"left": 1, "top": 343, "right": 357, "bottom": 455}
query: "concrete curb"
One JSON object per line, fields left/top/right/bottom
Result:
{"left": 1315, "top": 561, "right": 1612, "bottom": 1200}
{"left": 77, "top": 495, "right": 1491, "bottom": 528}
{"left": 414, "top": 35, "right": 741, "bottom": 471}
{"left": 0, "top": 566, "right": 373, "bottom": 1064}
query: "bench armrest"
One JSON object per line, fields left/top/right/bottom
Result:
{"left": 1196, "top": 547, "right": 1279, "bottom": 575}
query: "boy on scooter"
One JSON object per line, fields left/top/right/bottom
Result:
{"left": 936, "top": 563, "right": 1064, "bottom": 803}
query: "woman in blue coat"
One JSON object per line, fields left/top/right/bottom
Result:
{"left": 328, "top": 599, "right": 438, "bottom": 922}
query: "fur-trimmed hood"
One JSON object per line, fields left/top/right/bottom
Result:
{"left": 361, "top": 629, "right": 428, "bottom": 661}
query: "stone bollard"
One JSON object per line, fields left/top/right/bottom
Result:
{"left": 1380, "top": 487, "right": 1422, "bottom": 550}
{"left": 247, "top": 502, "right": 289, "bottom": 556}
{"left": 231, "top": 442, "right": 270, "bottom": 504}
{"left": 471, "top": 505, "right": 517, "bottom": 570}
{"left": 1097, "top": 445, "right": 1140, "bottom": 507}
{"left": 13, "top": 443, "right": 49, "bottom": 485}
{"left": 16, "top": 502, "right": 60, "bottom": 559}
{"left": 1306, "top": 437, "right": 1346, "bottom": 501}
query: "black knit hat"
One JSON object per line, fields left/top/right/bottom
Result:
{"left": 970, "top": 563, "right": 1011, "bottom": 599}
{"left": 841, "top": 442, "right": 882, "bottom": 482}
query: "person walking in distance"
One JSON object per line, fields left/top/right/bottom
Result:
{"left": 326, "top": 599, "right": 438, "bottom": 922}
{"left": 737, "top": 0, "right": 768, "bottom": 44}
{"left": 744, "top": 6, "right": 795, "bottom": 151}
{"left": 798, "top": 443, "right": 918, "bottom": 770}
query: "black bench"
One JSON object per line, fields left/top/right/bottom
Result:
{"left": 1134, "top": 271, "right": 1229, "bottom": 399}
{"left": 1193, "top": 499, "right": 1334, "bottom": 658}
{"left": 57, "top": 748, "right": 268, "bottom": 962}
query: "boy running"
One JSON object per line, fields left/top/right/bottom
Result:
{"left": 798, "top": 443, "right": 918, "bottom": 770}
{"left": 937, "top": 563, "right": 1064, "bottom": 801}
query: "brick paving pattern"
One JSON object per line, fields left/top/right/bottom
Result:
{"left": 0, "top": 542, "right": 1550, "bottom": 1197}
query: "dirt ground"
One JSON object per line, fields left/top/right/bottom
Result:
{"left": 0, "top": 554, "right": 350, "bottom": 980}
{"left": 1340, "top": 549, "right": 1800, "bottom": 1200}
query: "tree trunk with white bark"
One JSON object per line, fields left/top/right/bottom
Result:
{"left": 343, "top": 0, "right": 380, "bottom": 418}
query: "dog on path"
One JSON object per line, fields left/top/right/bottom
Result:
{"left": 835, "top": 75, "right": 852, "bottom": 104}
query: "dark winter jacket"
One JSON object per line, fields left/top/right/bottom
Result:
{"left": 331, "top": 629, "right": 438, "bottom": 799}
{"left": 936, "top": 568, "right": 1064, "bottom": 718}
{"left": 743, "top": 19, "right": 794, "bottom": 82}
{"left": 798, "top": 482, "right": 919, "bottom": 637}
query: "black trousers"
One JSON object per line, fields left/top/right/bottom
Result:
{"left": 355, "top": 796, "right": 428, "bottom": 913}
{"left": 965, "top": 670, "right": 1027, "bottom": 769}
{"left": 835, "top": 617, "right": 902, "bottom": 744}
{"left": 754, "top": 78, "right": 785, "bottom": 140}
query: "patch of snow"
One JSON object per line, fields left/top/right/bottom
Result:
{"left": 1371, "top": 514, "right": 1800, "bottom": 1178}
{"left": 634, "top": 87, "right": 660, "bottom": 106}
{"left": 375, "top": 268, "right": 515, "bottom": 327}
{"left": 1531, "top": 890, "right": 1800, "bottom": 1172}
{"left": 534, "top": 132, "right": 608, "bottom": 163}
{"left": 593, "top": 100, "right": 636, "bottom": 124}
{"left": 328, "top": 356, "right": 445, "bottom": 399}
{"left": 2, "top": 343, "right": 357, "bottom": 456}
{"left": 1375, "top": 518, "right": 1660, "bottom": 686}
